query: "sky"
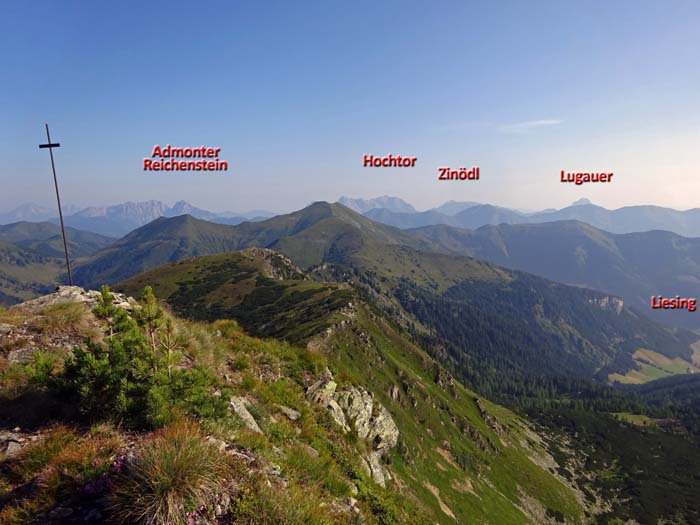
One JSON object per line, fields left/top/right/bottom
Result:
{"left": 2, "top": 1, "right": 699, "bottom": 214}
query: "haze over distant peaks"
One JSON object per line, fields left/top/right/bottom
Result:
{"left": 352, "top": 196, "right": 700, "bottom": 237}
{"left": 337, "top": 195, "right": 416, "bottom": 214}
{"left": 0, "top": 202, "right": 80, "bottom": 223}
{"left": 0, "top": 200, "right": 276, "bottom": 238}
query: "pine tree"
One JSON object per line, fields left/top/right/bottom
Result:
{"left": 135, "top": 286, "right": 164, "bottom": 366}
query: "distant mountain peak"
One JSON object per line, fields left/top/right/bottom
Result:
{"left": 337, "top": 196, "right": 416, "bottom": 214}
{"left": 571, "top": 198, "right": 592, "bottom": 207}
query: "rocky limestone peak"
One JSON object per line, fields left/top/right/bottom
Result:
{"left": 239, "top": 247, "right": 306, "bottom": 281}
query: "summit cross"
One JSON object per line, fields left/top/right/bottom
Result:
{"left": 39, "top": 123, "right": 73, "bottom": 285}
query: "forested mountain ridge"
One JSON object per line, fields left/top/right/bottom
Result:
{"left": 73, "top": 203, "right": 699, "bottom": 386}
{"left": 409, "top": 220, "right": 700, "bottom": 330}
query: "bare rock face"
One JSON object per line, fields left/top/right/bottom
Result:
{"left": 306, "top": 370, "right": 399, "bottom": 487}
{"left": 230, "top": 396, "right": 262, "bottom": 434}
{"left": 588, "top": 295, "right": 624, "bottom": 314}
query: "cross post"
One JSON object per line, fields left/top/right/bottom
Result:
{"left": 39, "top": 124, "right": 73, "bottom": 286}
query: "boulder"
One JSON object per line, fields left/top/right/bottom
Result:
{"left": 276, "top": 404, "right": 301, "bottom": 421}
{"left": 230, "top": 397, "right": 262, "bottom": 434}
{"left": 0, "top": 433, "right": 22, "bottom": 459}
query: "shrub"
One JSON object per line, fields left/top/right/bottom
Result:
{"left": 109, "top": 419, "right": 234, "bottom": 525}
{"left": 25, "top": 351, "right": 59, "bottom": 386}
{"left": 52, "top": 286, "right": 226, "bottom": 429}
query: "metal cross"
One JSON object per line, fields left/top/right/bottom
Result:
{"left": 39, "top": 124, "right": 73, "bottom": 286}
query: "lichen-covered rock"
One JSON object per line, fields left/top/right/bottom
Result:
{"left": 230, "top": 396, "right": 262, "bottom": 434}
{"left": 306, "top": 369, "right": 337, "bottom": 406}
{"left": 306, "top": 370, "right": 400, "bottom": 486}
{"left": 365, "top": 451, "right": 392, "bottom": 488}
{"left": 367, "top": 405, "right": 399, "bottom": 452}
{"left": 335, "top": 387, "right": 373, "bottom": 439}
{"left": 327, "top": 399, "right": 350, "bottom": 432}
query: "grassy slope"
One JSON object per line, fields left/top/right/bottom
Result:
{"left": 118, "top": 251, "right": 354, "bottom": 344}
{"left": 118, "top": 251, "right": 585, "bottom": 523}
{"left": 0, "top": 222, "right": 114, "bottom": 258}
{"left": 327, "top": 306, "right": 583, "bottom": 524}
{"left": 0, "top": 241, "right": 65, "bottom": 305}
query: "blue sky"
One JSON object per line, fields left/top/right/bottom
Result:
{"left": 2, "top": 1, "right": 699, "bottom": 213}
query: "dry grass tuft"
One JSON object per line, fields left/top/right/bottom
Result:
{"left": 31, "top": 302, "right": 90, "bottom": 335}
{"left": 109, "top": 418, "right": 234, "bottom": 525}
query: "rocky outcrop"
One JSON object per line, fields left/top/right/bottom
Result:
{"left": 239, "top": 248, "right": 306, "bottom": 281}
{"left": 588, "top": 295, "right": 624, "bottom": 314}
{"left": 17, "top": 285, "right": 136, "bottom": 312}
{"left": 307, "top": 369, "right": 399, "bottom": 487}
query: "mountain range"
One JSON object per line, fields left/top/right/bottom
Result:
{"left": 356, "top": 198, "right": 700, "bottom": 237}
{"left": 0, "top": 201, "right": 274, "bottom": 238}
{"left": 8, "top": 195, "right": 700, "bottom": 239}
{"left": 58, "top": 202, "right": 698, "bottom": 388}
{"left": 410, "top": 220, "right": 700, "bottom": 330}
{"left": 5, "top": 200, "right": 700, "bottom": 522}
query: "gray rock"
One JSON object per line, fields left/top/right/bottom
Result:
{"left": 367, "top": 405, "right": 399, "bottom": 452}
{"left": 276, "top": 404, "right": 301, "bottom": 421}
{"left": 365, "top": 452, "right": 388, "bottom": 488}
{"left": 306, "top": 370, "right": 337, "bottom": 406}
{"left": 390, "top": 384, "right": 399, "bottom": 400}
{"left": 206, "top": 436, "right": 228, "bottom": 452}
{"left": 327, "top": 399, "right": 350, "bottom": 432}
{"left": 335, "top": 387, "right": 373, "bottom": 439}
{"left": 307, "top": 369, "right": 400, "bottom": 487}
{"left": 3, "top": 440, "right": 22, "bottom": 458}
{"left": 0, "top": 323, "right": 12, "bottom": 335}
{"left": 230, "top": 397, "right": 262, "bottom": 434}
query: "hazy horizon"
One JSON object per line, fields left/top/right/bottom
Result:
{"left": 5, "top": 194, "right": 700, "bottom": 219}
{"left": 3, "top": 2, "right": 699, "bottom": 213}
